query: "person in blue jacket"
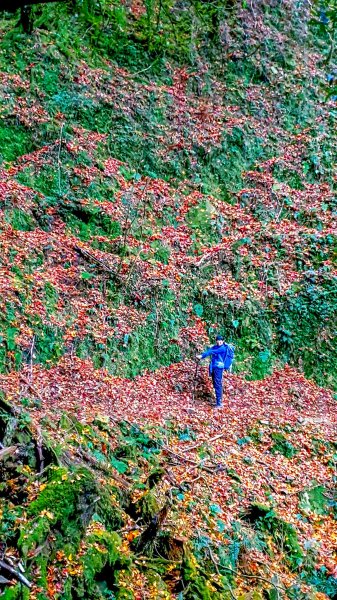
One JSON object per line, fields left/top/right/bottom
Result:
{"left": 197, "top": 335, "right": 233, "bottom": 408}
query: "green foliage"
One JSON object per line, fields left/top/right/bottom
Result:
{"left": 0, "top": 125, "right": 34, "bottom": 163}
{"left": 5, "top": 208, "right": 35, "bottom": 231}
{"left": 89, "top": 287, "right": 186, "bottom": 378}
{"left": 306, "top": 566, "right": 337, "bottom": 597}
{"left": 276, "top": 275, "right": 337, "bottom": 388}
{"left": 299, "top": 485, "right": 329, "bottom": 515}
{"left": 64, "top": 205, "right": 122, "bottom": 241}
{"left": 311, "top": 0, "right": 337, "bottom": 65}
{"left": 0, "top": 409, "right": 169, "bottom": 599}
{"left": 34, "top": 324, "right": 64, "bottom": 365}
{"left": 271, "top": 432, "right": 299, "bottom": 459}
{"left": 243, "top": 503, "right": 304, "bottom": 571}
{"left": 0, "top": 0, "right": 334, "bottom": 389}
{"left": 2, "top": 0, "right": 236, "bottom": 69}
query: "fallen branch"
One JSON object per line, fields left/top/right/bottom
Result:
{"left": 36, "top": 427, "right": 44, "bottom": 473}
{"left": 0, "top": 446, "right": 17, "bottom": 461}
{"left": 75, "top": 245, "right": 117, "bottom": 276}
{"left": 181, "top": 433, "right": 225, "bottom": 453}
{"left": 186, "top": 473, "right": 207, "bottom": 486}
{"left": 76, "top": 449, "right": 130, "bottom": 489}
{"left": 163, "top": 447, "right": 198, "bottom": 465}
{"left": 220, "top": 565, "right": 286, "bottom": 593}
{"left": 163, "top": 447, "right": 221, "bottom": 474}
{"left": 207, "top": 547, "right": 220, "bottom": 575}
{"left": 19, "top": 376, "right": 44, "bottom": 403}
{"left": 0, "top": 559, "right": 31, "bottom": 589}
{"left": 0, "top": 396, "right": 16, "bottom": 415}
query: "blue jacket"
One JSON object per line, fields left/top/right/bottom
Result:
{"left": 201, "top": 344, "right": 229, "bottom": 373}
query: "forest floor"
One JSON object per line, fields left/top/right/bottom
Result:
{"left": 1, "top": 358, "right": 337, "bottom": 598}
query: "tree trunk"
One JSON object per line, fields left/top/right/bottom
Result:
{"left": 20, "top": 6, "right": 32, "bottom": 33}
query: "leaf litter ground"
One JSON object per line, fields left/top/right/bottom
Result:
{"left": 1, "top": 359, "right": 337, "bottom": 596}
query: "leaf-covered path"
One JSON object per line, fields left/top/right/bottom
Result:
{"left": 2, "top": 359, "right": 336, "bottom": 437}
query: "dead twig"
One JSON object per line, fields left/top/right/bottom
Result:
{"left": 74, "top": 245, "right": 117, "bottom": 276}
{"left": 163, "top": 447, "right": 220, "bottom": 474}
{"left": 0, "top": 559, "right": 31, "bottom": 589}
{"left": 36, "top": 427, "right": 44, "bottom": 473}
{"left": 220, "top": 565, "right": 286, "bottom": 593}
{"left": 181, "top": 433, "right": 225, "bottom": 453}
{"left": 27, "top": 541, "right": 49, "bottom": 560}
{"left": 19, "top": 376, "right": 44, "bottom": 404}
{"left": 0, "top": 446, "right": 17, "bottom": 461}
{"left": 125, "top": 59, "right": 159, "bottom": 78}
{"left": 187, "top": 473, "right": 207, "bottom": 486}
{"left": 57, "top": 122, "right": 64, "bottom": 195}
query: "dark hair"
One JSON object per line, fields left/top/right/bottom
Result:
{"left": 216, "top": 335, "right": 223, "bottom": 341}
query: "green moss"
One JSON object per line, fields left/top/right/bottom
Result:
{"left": 114, "top": 580, "right": 135, "bottom": 599}
{"left": 182, "top": 555, "right": 226, "bottom": 599}
{"left": 29, "top": 467, "right": 93, "bottom": 512}
{"left": 21, "top": 467, "right": 97, "bottom": 554}
{"left": 4, "top": 208, "right": 35, "bottom": 231}
{"left": 2, "top": 587, "right": 28, "bottom": 600}
{"left": 132, "top": 490, "right": 159, "bottom": 524}
{"left": 0, "top": 125, "right": 35, "bottom": 163}
{"left": 82, "top": 530, "right": 121, "bottom": 580}
{"left": 70, "top": 529, "right": 126, "bottom": 598}
{"left": 19, "top": 515, "right": 51, "bottom": 556}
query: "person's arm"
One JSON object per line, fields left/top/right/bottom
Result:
{"left": 196, "top": 347, "right": 211, "bottom": 360}
{"left": 197, "top": 346, "right": 225, "bottom": 360}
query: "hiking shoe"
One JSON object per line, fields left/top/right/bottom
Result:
{"left": 214, "top": 404, "right": 223, "bottom": 409}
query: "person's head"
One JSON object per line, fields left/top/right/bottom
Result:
{"left": 216, "top": 335, "right": 224, "bottom": 346}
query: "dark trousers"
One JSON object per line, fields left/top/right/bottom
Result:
{"left": 212, "top": 367, "right": 224, "bottom": 406}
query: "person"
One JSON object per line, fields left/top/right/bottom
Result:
{"left": 196, "top": 335, "right": 233, "bottom": 408}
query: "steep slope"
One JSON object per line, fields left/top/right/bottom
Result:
{"left": 0, "top": 0, "right": 336, "bottom": 386}
{"left": 0, "top": 0, "right": 337, "bottom": 598}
